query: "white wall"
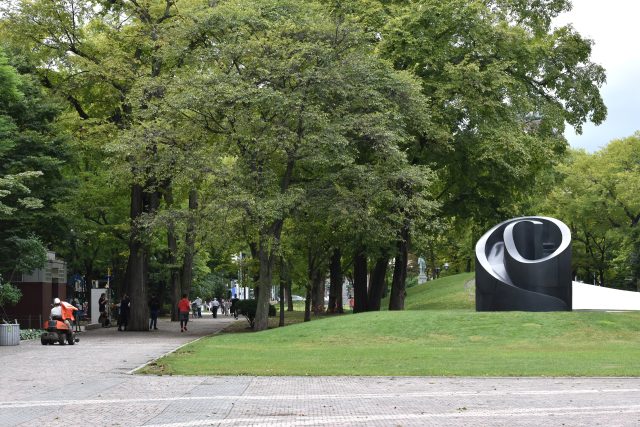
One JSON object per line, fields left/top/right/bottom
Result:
{"left": 572, "top": 282, "right": 640, "bottom": 311}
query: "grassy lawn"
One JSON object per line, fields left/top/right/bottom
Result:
{"left": 140, "top": 273, "right": 640, "bottom": 376}
{"left": 382, "top": 272, "right": 476, "bottom": 310}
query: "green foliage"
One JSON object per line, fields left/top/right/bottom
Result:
{"left": 0, "top": 47, "right": 45, "bottom": 216}
{"left": 0, "top": 0, "right": 608, "bottom": 319}
{"left": 376, "top": 0, "right": 606, "bottom": 225}
{"left": 0, "top": 277, "right": 22, "bottom": 309}
{"left": 7, "top": 234, "right": 47, "bottom": 274}
{"left": 0, "top": 46, "right": 68, "bottom": 281}
{"left": 541, "top": 133, "right": 640, "bottom": 289}
{"left": 19, "top": 328, "right": 42, "bottom": 340}
{"left": 236, "top": 299, "right": 276, "bottom": 329}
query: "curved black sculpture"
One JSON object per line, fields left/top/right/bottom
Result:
{"left": 475, "top": 216, "right": 572, "bottom": 311}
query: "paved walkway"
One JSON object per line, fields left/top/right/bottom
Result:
{"left": 1, "top": 316, "right": 640, "bottom": 426}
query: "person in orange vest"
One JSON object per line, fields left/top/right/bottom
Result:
{"left": 51, "top": 298, "right": 78, "bottom": 330}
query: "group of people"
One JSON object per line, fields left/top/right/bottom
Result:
{"left": 206, "top": 297, "right": 238, "bottom": 319}
{"left": 97, "top": 292, "right": 132, "bottom": 330}
{"left": 92, "top": 292, "right": 242, "bottom": 333}
{"left": 177, "top": 295, "right": 241, "bottom": 331}
{"left": 187, "top": 296, "right": 239, "bottom": 320}
{"left": 97, "top": 292, "right": 159, "bottom": 331}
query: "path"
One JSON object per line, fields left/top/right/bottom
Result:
{"left": 1, "top": 316, "right": 639, "bottom": 426}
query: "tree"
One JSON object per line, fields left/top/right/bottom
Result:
{"left": 307, "top": 0, "right": 608, "bottom": 303}
{"left": 1, "top": 0, "right": 191, "bottom": 330}
{"left": 0, "top": 46, "right": 66, "bottom": 282}
{"left": 543, "top": 134, "right": 640, "bottom": 289}
{"left": 169, "top": 0, "right": 431, "bottom": 329}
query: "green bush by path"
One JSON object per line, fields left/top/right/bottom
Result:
{"left": 141, "top": 309, "right": 640, "bottom": 376}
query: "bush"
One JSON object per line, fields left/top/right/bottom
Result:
{"left": 0, "top": 279, "right": 22, "bottom": 322}
{"left": 236, "top": 299, "right": 276, "bottom": 329}
{"left": 20, "top": 328, "right": 42, "bottom": 341}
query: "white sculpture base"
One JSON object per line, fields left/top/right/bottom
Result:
{"left": 572, "top": 282, "right": 640, "bottom": 311}
{"left": 418, "top": 274, "right": 427, "bottom": 285}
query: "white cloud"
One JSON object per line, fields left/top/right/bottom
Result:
{"left": 554, "top": 0, "right": 640, "bottom": 151}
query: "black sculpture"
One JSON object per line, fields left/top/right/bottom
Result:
{"left": 475, "top": 216, "right": 572, "bottom": 311}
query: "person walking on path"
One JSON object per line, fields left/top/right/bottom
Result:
{"left": 72, "top": 297, "right": 82, "bottom": 332}
{"left": 98, "top": 293, "right": 109, "bottom": 327}
{"left": 210, "top": 298, "right": 220, "bottom": 318}
{"left": 230, "top": 295, "right": 240, "bottom": 320}
{"left": 194, "top": 296, "right": 203, "bottom": 318}
{"left": 178, "top": 294, "right": 191, "bottom": 332}
{"left": 117, "top": 294, "right": 130, "bottom": 331}
{"left": 149, "top": 294, "right": 160, "bottom": 330}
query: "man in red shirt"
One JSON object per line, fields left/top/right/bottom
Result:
{"left": 178, "top": 293, "right": 191, "bottom": 332}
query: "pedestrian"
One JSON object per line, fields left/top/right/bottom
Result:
{"left": 72, "top": 297, "right": 82, "bottom": 332}
{"left": 230, "top": 295, "right": 240, "bottom": 320}
{"left": 195, "top": 296, "right": 203, "bottom": 318}
{"left": 117, "top": 293, "right": 130, "bottom": 331}
{"left": 98, "top": 293, "right": 109, "bottom": 327}
{"left": 210, "top": 298, "right": 220, "bottom": 318}
{"left": 190, "top": 300, "right": 197, "bottom": 319}
{"left": 149, "top": 294, "right": 160, "bottom": 330}
{"left": 220, "top": 298, "right": 227, "bottom": 316}
{"left": 348, "top": 296, "right": 354, "bottom": 312}
{"left": 178, "top": 293, "right": 191, "bottom": 332}
{"left": 224, "top": 299, "right": 231, "bottom": 316}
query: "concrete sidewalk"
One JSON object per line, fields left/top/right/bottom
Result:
{"left": 1, "top": 316, "right": 639, "bottom": 426}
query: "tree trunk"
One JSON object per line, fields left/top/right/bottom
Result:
{"left": 124, "top": 183, "right": 149, "bottom": 331}
{"left": 304, "top": 287, "right": 311, "bottom": 322}
{"left": 327, "top": 248, "right": 343, "bottom": 313}
{"left": 367, "top": 254, "right": 389, "bottom": 311}
{"left": 249, "top": 242, "right": 260, "bottom": 299}
{"left": 279, "top": 256, "right": 286, "bottom": 327}
{"left": 254, "top": 219, "right": 284, "bottom": 331}
{"left": 353, "top": 248, "right": 368, "bottom": 313}
{"left": 180, "top": 189, "right": 198, "bottom": 297}
{"left": 255, "top": 240, "right": 274, "bottom": 330}
{"left": 429, "top": 245, "right": 437, "bottom": 279}
{"left": 286, "top": 274, "right": 294, "bottom": 311}
{"left": 389, "top": 226, "right": 409, "bottom": 310}
{"left": 164, "top": 185, "right": 181, "bottom": 322}
{"left": 311, "top": 270, "right": 324, "bottom": 314}
{"left": 307, "top": 246, "right": 324, "bottom": 315}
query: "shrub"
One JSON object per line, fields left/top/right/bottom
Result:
{"left": 0, "top": 278, "right": 22, "bottom": 322}
{"left": 20, "top": 328, "right": 42, "bottom": 341}
{"left": 236, "top": 299, "right": 276, "bottom": 329}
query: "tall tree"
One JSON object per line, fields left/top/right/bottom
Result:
{"left": 0, "top": 47, "right": 68, "bottom": 279}
{"left": 543, "top": 134, "right": 640, "bottom": 289}
{"left": 169, "top": 0, "right": 430, "bottom": 330}
{"left": 379, "top": 0, "right": 606, "bottom": 223}
{"left": 1, "top": 0, "right": 187, "bottom": 330}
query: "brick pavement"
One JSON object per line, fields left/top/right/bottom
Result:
{"left": 1, "top": 316, "right": 640, "bottom": 426}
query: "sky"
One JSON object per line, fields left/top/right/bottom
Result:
{"left": 554, "top": 0, "right": 640, "bottom": 152}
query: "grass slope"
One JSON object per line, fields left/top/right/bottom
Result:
{"left": 382, "top": 272, "right": 475, "bottom": 310}
{"left": 142, "top": 273, "right": 640, "bottom": 376}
